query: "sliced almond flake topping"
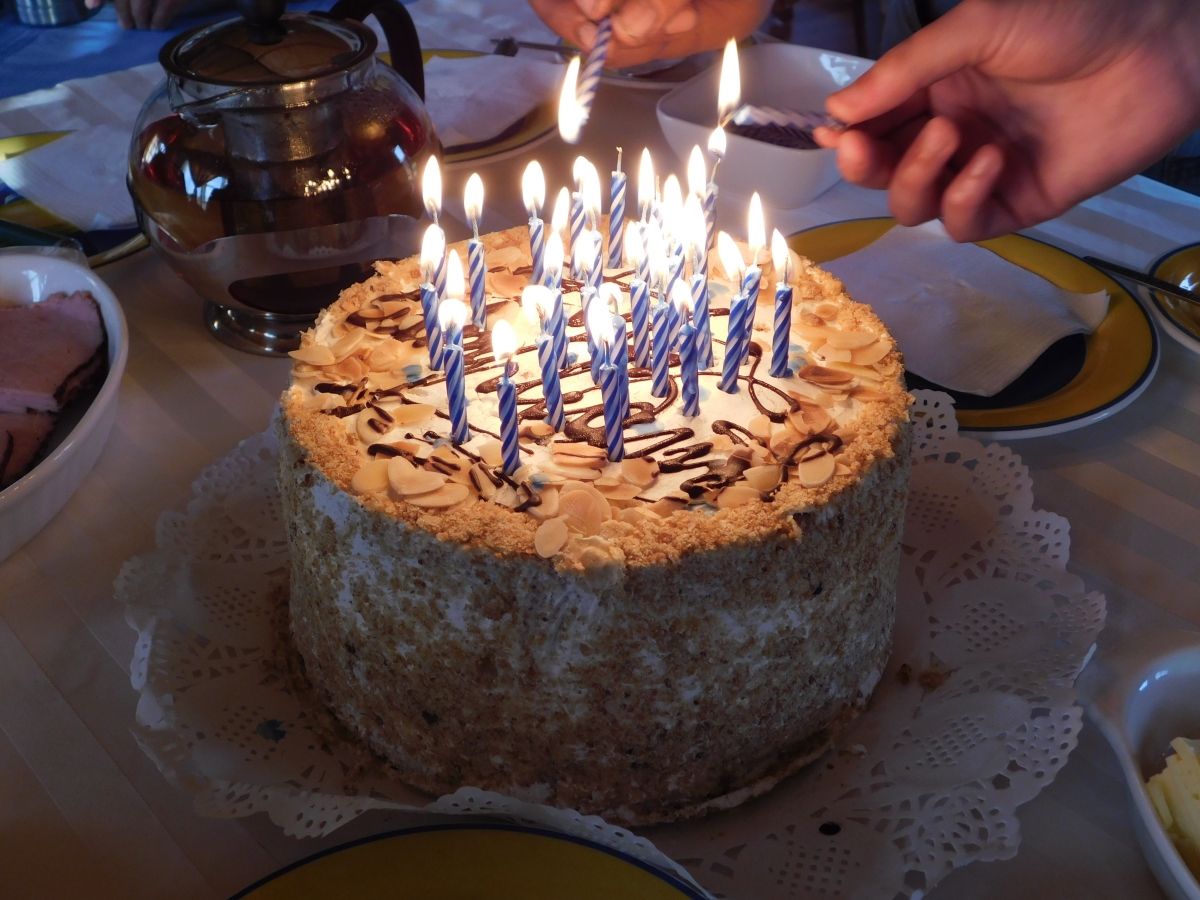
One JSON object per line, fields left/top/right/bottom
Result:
{"left": 407, "top": 482, "right": 471, "bottom": 508}
{"left": 552, "top": 441, "right": 606, "bottom": 459}
{"left": 620, "top": 457, "right": 658, "bottom": 487}
{"left": 814, "top": 301, "right": 840, "bottom": 320}
{"left": 825, "top": 330, "right": 877, "bottom": 350}
{"left": 717, "top": 485, "right": 762, "bottom": 509}
{"left": 528, "top": 485, "right": 560, "bottom": 520}
{"left": 799, "top": 311, "right": 825, "bottom": 328}
{"left": 744, "top": 464, "right": 781, "bottom": 492}
{"left": 520, "top": 421, "right": 555, "bottom": 439}
{"left": 332, "top": 356, "right": 367, "bottom": 382}
{"left": 392, "top": 469, "right": 448, "bottom": 497}
{"left": 595, "top": 483, "right": 641, "bottom": 501}
{"left": 559, "top": 489, "right": 606, "bottom": 535}
{"left": 377, "top": 299, "right": 409, "bottom": 317}
{"left": 535, "top": 516, "right": 570, "bottom": 558}
{"left": 330, "top": 329, "right": 366, "bottom": 361}
{"left": 768, "top": 427, "right": 803, "bottom": 458}
{"left": 290, "top": 344, "right": 336, "bottom": 366}
{"left": 798, "top": 364, "right": 855, "bottom": 387}
{"left": 851, "top": 340, "right": 893, "bottom": 366}
{"left": 592, "top": 476, "right": 622, "bottom": 488}
{"left": 356, "top": 413, "right": 389, "bottom": 444}
{"left": 850, "top": 385, "right": 892, "bottom": 403}
{"left": 469, "top": 463, "right": 499, "bottom": 500}
{"left": 817, "top": 346, "right": 853, "bottom": 363}
{"left": 798, "top": 452, "right": 836, "bottom": 487}
{"left": 647, "top": 496, "right": 687, "bottom": 517}
{"left": 356, "top": 306, "right": 387, "bottom": 319}
{"left": 748, "top": 413, "right": 772, "bottom": 441}
{"left": 479, "top": 440, "right": 504, "bottom": 468}
{"left": 350, "top": 458, "right": 390, "bottom": 494}
{"left": 394, "top": 312, "right": 423, "bottom": 331}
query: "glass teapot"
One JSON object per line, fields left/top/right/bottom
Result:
{"left": 128, "top": 0, "right": 437, "bottom": 354}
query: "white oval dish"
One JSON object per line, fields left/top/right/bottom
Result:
{"left": 0, "top": 248, "right": 128, "bottom": 564}
{"left": 656, "top": 43, "right": 872, "bottom": 207}
{"left": 1079, "top": 630, "right": 1200, "bottom": 900}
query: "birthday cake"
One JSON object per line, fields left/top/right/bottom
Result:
{"left": 277, "top": 218, "right": 912, "bottom": 825}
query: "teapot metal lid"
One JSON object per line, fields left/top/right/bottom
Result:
{"left": 160, "top": 3, "right": 378, "bottom": 110}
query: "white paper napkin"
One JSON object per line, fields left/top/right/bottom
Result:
{"left": 424, "top": 54, "right": 563, "bottom": 147}
{"left": 0, "top": 123, "right": 136, "bottom": 231}
{"left": 823, "top": 220, "right": 1110, "bottom": 396}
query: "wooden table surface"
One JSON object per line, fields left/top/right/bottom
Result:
{"left": 2, "top": 84, "right": 1199, "bottom": 900}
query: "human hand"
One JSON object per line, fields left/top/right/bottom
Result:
{"left": 84, "top": 0, "right": 196, "bottom": 29}
{"left": 813, "top": 0, "right": 1200, "bottom": 240}
{"left": 528, "top": 0, "right": 771, "bottom": 68}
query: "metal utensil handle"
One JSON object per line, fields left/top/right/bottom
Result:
{"left": 1083, "top": 255, "right": 1200, "bottom": 307}
{"left": 329, "top": 0, "right": 425, "bottom": 101}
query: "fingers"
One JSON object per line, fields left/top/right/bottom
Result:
{"left": 887, "top": 116, "right": 961, "bottom": 225}
{"left": 150, "top": 0, "right": 188, "bottom": 29}
{"left": 612, "top": 0, "right": 696, "bottom": 48}
{"left": 826, "top": 2, "right": 991, "bottom": 125}
{"left": 528, "top": 0, "right": 595, "bottom": 49}
{"left": 113, "top": 0, "right": 133, "bottom": 28}
{"left": 941, "top": 144, "right": 1015, "bottom": 240}
{"left": 128, "top": 0, "right": 154, "bottom": 28}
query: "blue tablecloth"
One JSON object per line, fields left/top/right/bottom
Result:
{"left": 0, "top": 0, "right": 335, "bottom": 99}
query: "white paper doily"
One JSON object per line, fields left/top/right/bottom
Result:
{"left": 118, "top": 391, "right": 1105, "bottom": 899}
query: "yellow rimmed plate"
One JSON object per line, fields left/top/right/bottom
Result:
{"left": 1146, "top": 241, "right": 1200, "bottom": 356}
{"left": 230, "top": 824, "right": 704, "bottom": 900}
{"left": 0, "top": 131, "right": 148, "bottom": 268}
{"left": 788, "top": 217, "right": 1159, "bottom": 440}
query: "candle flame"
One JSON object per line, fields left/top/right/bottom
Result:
{"left": 558, "top": 56, "right": 584, "bottom": 144}
{"left": 464, "top": 173, "right": 484, "bottom": 232}
{"left": 670, "top": 278, "right": 693, "bottom": 316}
{"left": 687, "top": 145, "right": 707, "bottom": 198}
{"left": 422, "top": 155, "right": 442, "bottom": 220}
{"left": 717, "top": 38, "right": 740, "bottom": 126}
{"left": 551, "top": 187, "right": 570, "bottom": 239}
{"left": 748, "top": 192, "right": 765, "bottom": 261}
{"left": 662, "top": 174, "right": 684, "bottom": 242}
{"left": 645, "top": 223, "right": 667, "bottom": 288}
{"left": 600, "top": 281, "right": 623, "bottom": 314}
{"left": 623, "top": 221, "right": 646, "bottom": 269}
{"left": 445, "top": 248, "right": 465, "bottom": 300}
{"left": 683, "top": 194, "right": 706, "bottom": 261}
{"left": 438, "top": 297, "right": 467, "bottom": 331}
{"left": 573, "top": 155, "right": 589, "bottom": 190}
{"left": 582, "top": 163, "right": 602, "bottom": 223}
{"left": 522, "top": 284, "right": 552, "bottom": 325}
{"left": 545, "top": 230, "right": 564, "bottom": 275}
{"left": 707, "top": 126, "right": 726, "bottom": 161}
{"left": 522, "top": 161, "right": 545, "bottom": 216}
{"left": 638, "top": 148, "right": 654, "bottom": 220}
{"left": 771, "top": 228, "right": 792, "bottom": 281}
{"left": 419, "top": 224, "right": 444, "bottom": 283}
{"left": 717, "top": 231, "right": 745, "bottom": 284}
{"left": 587, "top": 291, "right": 614, "bottom": 346}
{"left": 492, "top": 319, "right": 517, "bottom": 361}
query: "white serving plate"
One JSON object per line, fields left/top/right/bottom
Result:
{"left": 1079, "top": 630, "right": 1200, "bottom": 900}
{"left": 656, "top": 43, "right": 872, "bottom": 207}
{"left": 0, "top": 248, "right": 128, "bottom": 564}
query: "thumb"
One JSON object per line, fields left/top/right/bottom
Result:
{"left": 612, "top": 0, "right": 697, "bottom": 46}
{"left": 827, "top": 1, "right": 992, "bottom": 124}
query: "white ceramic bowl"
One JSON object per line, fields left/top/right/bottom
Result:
{"left": 656, "top": 43, "right": 872, "bottom": 207}
{"left": 1079, "top": 630, "right": 1200, "bottom": 900}
{"left": 0, "top": 248, "right": 128, "bottom": 564}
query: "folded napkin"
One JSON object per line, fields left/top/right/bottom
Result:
{"left": 424, "top": 54, "right": 564, "bottom": 148}
{"left": 823, "top": 221, "right": 1110, "bottom": 396}
{"left": 402, "top": 0, "right": 561, "bottom": 53}
{"left": 0, "top": 123, "right": 136, "bottom": 231}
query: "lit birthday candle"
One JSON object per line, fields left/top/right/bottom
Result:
{"left": 770, "top": 228, "right": 794, "bottom": 378}
{"left": 583, "top": 165, "right": 604, "bottom": 289}
{"left": 608, "top": 147, "right": 626, "bottom": 269}
{"left": 662, "top": 174, "right": 686, "bottom": 308}
{"left": 550, "top": 186, "right": 570, "bottom": 284}
{"left": 588, "top": 299, "right": 624, "bottom": 461}
{"left": 523, "top": 161, "right": 546, "bottom": 284}
{"left": 718, "top": 231, "right": 749, "bottom": 394}
{"left": 650, "top": 249, "right": 671, "bottom": 399}
{"left": 580, "top": 251, "right": 601, "bottom": 384}
{"left": 419, "top": 224, "right": 445, "bottom": 370}
{"left": 624, "top": 221, "right": 651, "bottom": 369}
{"left": 718, "top": 37, "right": 741, "bottom": 127}
{"left": 438, "top": 293, "right": 470, "bottom": 444}
{"left": 491, "top": 319, "right": 521, "bottom": 475}
{"left": 637, "top": 148, "right": 654, "bottom": 224}
{"left": 570, "top": 156, "right": 588, "bottom": 278}
{"left": 464, "top": 172, "right": 487, "bottom": 329}
{"left": 601, "top": 282, "right": 629, "bottom": 421}
{"left": 558, "top": 56, "right": 585, "bottom": 145}
{"left": 543, "top": 232, "right": 568, "bottom": 369}
{"left": 744, "top": 192, "right": 765, "bottom": 303}
{"left": 684, "top": 195, "right": 713, "bottom": 369}
{"left": 705, "top": 127, "right": 725, "bottom": 255}
{"left": 422, "top": 156, "right": 446, "bottom": 298}
{"left": 522, "top": 286, "right": 566, "bottom": 430}
{"left": 687, "top": 145, "right": 706, "bottom": 205}
{"left": 672, "top": 280, "right": 699, "bottom": 416}
{"left": 575, "top": 15, "right": 611, "bottom": 120}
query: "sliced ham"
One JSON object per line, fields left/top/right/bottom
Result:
{"left": 0, "top": 411, "right": 56, "bottom": 487}
{"left": 0, "top": 290, "right": 107, "bottom": 415}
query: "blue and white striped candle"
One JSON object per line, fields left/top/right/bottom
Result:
{"left": 706, "top": 127, "right": 725, "bottom": 256}
{"left": 720, "top": 291, "right": 748, "bottom": 394}
{"left": 770, "top": 228, "right": 793, "bottom": 378}
{"left": 465, "top": 173, "right": 487, "bottom": 328}
{"left": 438, "top": 299, "right": 470, "bottom": 444}
{"left": 743, "top": 191, "right": 765, "bottom": 302}
{"left": 650, "top": 299, "right": 670, "bottom": 398}
{"left": 672, "top": 282, "right": 699, "bottom": 416}
{"left": 601, "top": 283, "right": 630, "bottom": 421}
{"left": 549, "top": 287, "right": 568, "bottom": 370}
{"left": 543, "top": 230, "right": 564, "bottom": 292}
{"left": 523, "top": 161, "right": 546, "bottom": 284}
{"left": 582, "top": 285, "right": 601, "bottom": 384}
{"left": 588, "top": 301, "right": 624, "bottom": 461}
{"left": 575, "top": 15, "right": 611, "bottom": 120}
{"left": 419, "top": 225, "right": 445, "bottom": 370}
{"left": 589, "top": 230, "right": 604, "bottom": 290}
{"left": 690, "top": 272, "right": 712, "bottom": 369}
{"left": 570, "top": 191, "right": 585, "bottom": 278}
{"left": 608, "top": 148, "right": 626, "bottom": 269}
{"left": 491, "top": 320, "right": 521, "bottom": 475}
{"left": 523, "top": 286, "right": 566, "bottom": 431}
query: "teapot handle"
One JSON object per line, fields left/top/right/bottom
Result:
{"left": 328, "top": 0, "right": 425, "bottom": 101}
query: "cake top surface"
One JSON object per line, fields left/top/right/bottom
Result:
{"left": 282, "top": 222, "right": 910, "bottom": 570}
